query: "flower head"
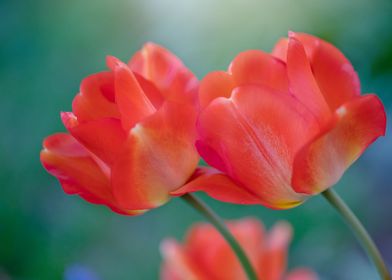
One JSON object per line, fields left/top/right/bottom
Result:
{"left": 160, "top": 218, "right": 318, "bottom": 280}
{"left": 41, "top": 43, "right": 199, "bottom": 214}
{"left": 174, "top": 32, "right": 386, "bottom": 209}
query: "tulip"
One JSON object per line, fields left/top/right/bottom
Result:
{"left": 174, "top": 32, "right": 386, "bottom": 209}
{"left": 160, "top": 218, "right": 318, "bottom": 280}
{"left": 40, "top": 43, "right": 200, "bottom": 214}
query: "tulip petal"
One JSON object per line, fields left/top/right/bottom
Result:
{"left": 40, "top": 134, "right": 112, "bottom": 206}
{"left": 229, "top": 50, "right": 289, "bottom": 93}
{"left": 129, "top": 42, "right": 198, "bottom": 103}
{"left": 72, "top": 72, "right": 120, "bottom": 122}
{"left": 292, "top": 94, "right": 386, "bottom": 194}
{"left": 296, "top": 32, "right": 361, "bottom": 110}
{"left": 108, "top": 56, "right": 157, "bottom": 131}
{"left": 198, "top": 85, "right": 314, "bottom": 208}
{"left": 112, "top": 100, "right": 199, "bottom": 210}
{"left": 287, "top": 36, "right": 330, "bottom": 122}
{"left": 199, "top": 71, "right": 234, "bottom": 109}
{"left": 160, "top": 239, "right": 202, "bottom": 280}
{"left": 171, "top": 167, "right": 262, "bottom": 204}
{"left": 134, "top": 73, "right": 165, "bottom": 109}
{"left": 272, "top": 38, "right": 289, "bottom": 61}
{"left": 285, "top": 268, "right": 319, "bottom": 280}
{"left": 261, "top": 222, "right": 292, "bottom": 280}
{"left": 61, "top": 112, "right": 127, "bottom": 165}
{"left": 185, "top": 219, "right": 264, "bottom": 280}
{"left": 41, "top": 133, "right": 109, "bottom": 195}
{"left": 274, "top": 32, "right": 361, "bottom": 111}
{"left": 41, "top": 133, "right": 142, "bottom": 215}
{"left": 273, "top": 32, "right": 319, "bottom": 61}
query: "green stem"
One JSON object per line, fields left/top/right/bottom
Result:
{"left": 181, "top": 193, "right": 258, "bottom": 280}
{"left": 322, "top": 189, "right": 391, "bottom": 280}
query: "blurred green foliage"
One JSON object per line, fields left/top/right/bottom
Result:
{"left": 1, "top": 0, "right": 391, "bottom": 279}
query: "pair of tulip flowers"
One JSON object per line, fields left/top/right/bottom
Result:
{"left": 40, "top": 31, "right": 388, "bottom": 280}
{"left": 41, "top": 32, "right": 386, "bottom": 215}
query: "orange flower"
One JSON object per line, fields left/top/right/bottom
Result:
{"left": 40, "top": 43, "right": 199, "bottom": 214}
{"left": 174, "top": 32, "right": 386, "bottom": 209}
{"left": 160, "top": 218, "right": 318, "bottom": 280}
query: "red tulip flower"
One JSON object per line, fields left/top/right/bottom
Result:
{"left": 40, "top": 43, "right": 199, "bottom": 214}
{"left": 160, "top": 218, "right": 318, "bottom": 280}
{"left": 175, "top": 32, "right": 386, "bottom": 209}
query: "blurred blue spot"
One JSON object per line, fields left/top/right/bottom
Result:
{"left": 64, "top": 264, "right": 100, "bottom": 280}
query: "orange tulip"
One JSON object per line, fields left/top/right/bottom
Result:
{"left": 174, "top": 32, "right": 386, "bottom": 209}
{"left": 160, "top": 218, "right": 318, "bottom": 280}
{"left": 40, "top": 43, "right": 199, "bottom": 214}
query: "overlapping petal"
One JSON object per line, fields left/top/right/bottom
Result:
{"left": 292, "top": 94, "right": 386, "bottom": 194}
{"left": 107, "top": 56, "right": 157, "bottom": 131}
{"left": 41, "top": 133, "right": 109, "bottom": 196}
{"left": 171, "top": 167, "right": 262, "bottom": 204}
{"left": 229, "top": 50, "right": 289, "bottom": 93}
{"left": 199, "top": 71, "right": 234, "bottom": 109}
{"left": 286, "top": 36, "right": 330, "bottom": 123}
{"left": 197, "top": 86, "right": 314, "bottom": 208}
{"left": 72, "top": 72, "right": 120, "bottom": 122}
{"left": 134, "top": 73, "right": 165, "bottom": 109}
{"left": 61, "top": 112, "right": 127, "bottom": 165}
{"left": 40, "top": 133, "right": 141, "bottom": 215}
{"left": 199, "top": 50, "right": 289, "bottom": 109}
{"left": 129, "top": 42, "right": 198, "bottom": 104}
{"left": 273, "top": 32, "right": 361, "bottom": 111}
{"left": 112, "top": 99, "right": 199, "bottom": 210}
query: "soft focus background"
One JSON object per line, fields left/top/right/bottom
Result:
{"left": 1, "top": 0, "right": 392, "bottom": 279}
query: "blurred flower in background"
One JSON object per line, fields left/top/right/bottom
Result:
{"left": 160, "top": 218, "right": 318, "bottom": 280}
{"left": 1, "top": 0, "right": 391, "bottom": 279}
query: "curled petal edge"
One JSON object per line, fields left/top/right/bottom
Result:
{"left": 171, "top": 167, "right": 263, "bottom": 205}
{"left": 292, "top": 94, "right": 386, "bottom": 194}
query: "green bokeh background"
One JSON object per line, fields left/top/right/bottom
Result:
{"left": 1, "top": 0, "right": 392, "bottom": 279}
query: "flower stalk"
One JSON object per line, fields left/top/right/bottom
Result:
{"left": 181, "top": 193, "right": 259, "bottom": 280}
{"left": 322, "top": 189, "right": 391, "bottom": 280}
